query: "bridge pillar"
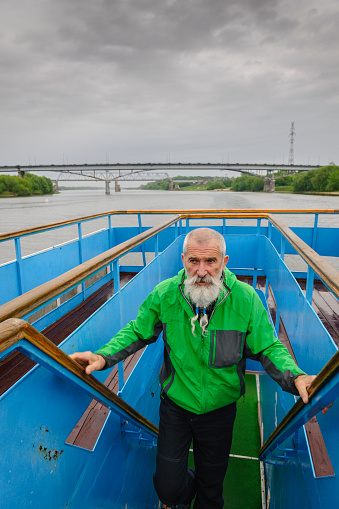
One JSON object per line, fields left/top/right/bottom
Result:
{"left": 115, "top": 181, "right": 121, "bottom": 192}
{"left": 18, "top": 169, "right": 25, "bottom": 178}
{"left": 169, "top": 180, "right": 174, "bottom": 191}
{"left": 53, "top": 180, "right": 59, "bottom": 193}
{"left": 264, "top": 178, "right": 275, "bottom": 193}
{"left": 105, "top": 180, "right": 110, "bottom": 195}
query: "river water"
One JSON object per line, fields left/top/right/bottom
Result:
{"left": 0, "top": 189, "right": 338, "bottom": 266}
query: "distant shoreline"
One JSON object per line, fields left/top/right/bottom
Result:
{"left": 58, "top": 187, "right": 339, "bottom": 197}
{"left": 3, "top": 186, "right": 339, "bottom": 198}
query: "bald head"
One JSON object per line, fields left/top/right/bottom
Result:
{"left": 182, "top": 228, "right": 226, "bottom": 259}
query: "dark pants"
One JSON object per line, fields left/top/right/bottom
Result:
{"left": 154, "top": 395, "right": 237, "bottom": 508}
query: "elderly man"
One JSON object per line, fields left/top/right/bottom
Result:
{"left": 70, "top": 228, "right": 314, "bottom": 509}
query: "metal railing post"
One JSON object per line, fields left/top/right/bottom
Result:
{"left": 312, "top": 213, "right": 319, "bottom": 250}
{"left": 77, "top": 223, "right": 86, "bottom": 300}
{"left": 77, "top": 222, "right": 83, "bottom": 264}
{"left": 280, "top": 235, "right": 286, "bottom": 260}
{"left": 108, "top": 215, "right": 115, "bottom": 280}
{"left": 154, "top": 234, "right": 159, "bottom": 258}
{"left": 256, "top": 218, "right": 261, "bottom": 236}
{"left": 14, "top": 238, "right": 23, "bottom": 295}
{"left": 305, "top": 213, "right": 319, "bottom": 303}
{"left": 113, "top": 259, "right": 124, "bottom": 391}
{"left": 138, "top": 214, "right": 147, "bottom": 267}
{"left": 222, "top": 218, "right": 226, "bottom": 235}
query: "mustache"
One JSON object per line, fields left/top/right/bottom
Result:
{"left": 187, "top": 273, "right": 218, "bottom": 285}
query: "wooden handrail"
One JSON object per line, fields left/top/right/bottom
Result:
{"left": 267, "top": 214, "right": 339, "bottom": 299}
{"left": 259, "top": 350, "right": 339, "bottom": 458}
{"left": 0, "top": 209, "right": 338, "bottom": 241}
{"left": 0, "top": 215, "right": 180, "bottom": 322}
{"left": 1, "top": 210, "right": 339, "bottom": 322}
{"left": 0, "top": 318, "right": 159, "bottom": 437}
{"left": 1, "top": 209, "right": 339, "bottom": 455}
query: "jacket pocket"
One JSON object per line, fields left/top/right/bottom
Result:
{"left": 209, "top": 330, "right": 244, "bottom": 368}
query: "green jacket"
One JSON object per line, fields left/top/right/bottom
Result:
{"left": 96, "top": 268, "right": 305, "bottom": 414}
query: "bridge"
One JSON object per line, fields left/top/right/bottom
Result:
{"left": 0, "top": 162, "right": 322, "bottom": 193}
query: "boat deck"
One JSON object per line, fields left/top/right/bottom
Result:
{"left": 1, "top": 273, "right": 338, "bottom": 396}
{"left": 0, "top": 272, "right": 337, "bottom": 507}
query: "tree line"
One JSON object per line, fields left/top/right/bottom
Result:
{"left": 139, "top": 165, "right": 339, "bottom": 193}
{"left": 225, "top": 165, "right": 339, "bottom": 193}
{"left": 0, "top": 173, "right": 54, "bottom": 197}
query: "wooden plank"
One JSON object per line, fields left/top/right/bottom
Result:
{"left": 66, "top": 367, "right": 118, "bottom": 448}
{"left": 66, "top": 349, "right": 145, "bottom": 450}
{"left": 0, "top": 354, "right": 36, "bottom": 395}
{"left": 298, "top": 279, "right": 339, "bottom": 347}
{"left": 0, "top": 275, "right": 135, "bottom": 396}
{"left": 304, "top": 417, "right": 335, "bottom": 477}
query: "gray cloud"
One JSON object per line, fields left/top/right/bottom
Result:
{"left": 0, "top": 0, "right": 338, "bottom": 165}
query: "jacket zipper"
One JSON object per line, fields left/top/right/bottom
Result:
{"left": 209, "top": 282, "right": 231, "bottom": 322}
{"left": 179, "top": 273, "right": 232, "bottom": 412}
{"left": 201, "top": 332, "right": 206, "bottom": 412}
{"left": 212, "top": 330, "right": 216, "bottom": 365}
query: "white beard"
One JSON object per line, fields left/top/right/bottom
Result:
{"left": 184, "top": 272, "right": 223, "bottom": 308}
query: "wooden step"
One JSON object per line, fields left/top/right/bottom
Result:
{"left": 65, "top": 349, "right": 145, "bottom": 450}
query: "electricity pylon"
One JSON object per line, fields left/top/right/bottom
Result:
{"left": 288, "top": 121, "right": 295, "bottom": 165}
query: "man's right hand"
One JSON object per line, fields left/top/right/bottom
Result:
{"left": 69, "top": 351, "right": 106, "bottom": 375}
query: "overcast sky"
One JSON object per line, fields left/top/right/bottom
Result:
{"left": 1, "top": 0, "right": 338, "bottom": 167}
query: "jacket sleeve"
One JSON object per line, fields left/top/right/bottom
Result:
{"left": 95, "top": 287, "right": 163, "bottom": 369}
{"left": 244, "top": 291, "right": 306, "bottom": 395}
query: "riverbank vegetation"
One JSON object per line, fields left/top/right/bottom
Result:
{"left": 0, "top": 173, "right": 54, "bottom": 197}
{"left": 138, "top": 165, "right": 339, "bottom": 194}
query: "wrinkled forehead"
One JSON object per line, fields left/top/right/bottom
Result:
{"left": 185, "top": 238, "right": 222, "bottom": 257}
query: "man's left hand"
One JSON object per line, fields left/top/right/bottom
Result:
{"left": 294, "top": 374, "right": 316, "bottom": 404}
{"left": 294, "top": 374, "right": 332, "bottom": 415}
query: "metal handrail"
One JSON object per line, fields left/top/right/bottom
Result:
{"left": 2, "top": 209, "right": 339, "bottom": 323}
{"left": 259, "top": 350, "right": 339, "bottom": 459}
{"left": 0, "top": 209, "right": 338, "bottom": 241}
{"left": 0, "top": 215, "right": 180, "bottom": 322}
{"left": 0, "top": 318, "right": 159, "bottom": 438}
{"left": 1, "top": 209, "right": 339, "bottom": 460}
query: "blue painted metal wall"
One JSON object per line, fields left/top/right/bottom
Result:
{"left": 0, "top": 236, "right": 183, "bottom": 509}
{"left": 257, "top": 235, "right": 338, "bottom": 509}
{"left": 3, "top": 215, "right": 339, "bottom": 308}
{"left": 1, "top": 217, "right": 338, "bottom": 508}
